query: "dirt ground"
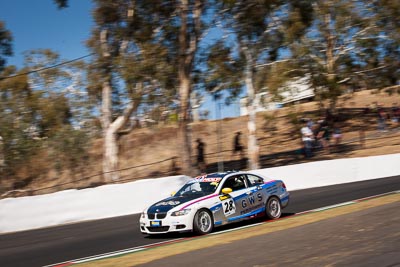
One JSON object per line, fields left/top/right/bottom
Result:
{"left": 112, "top": 89, "right": 400, "bottom": 179}
{"left": 2, "top": 89, "right": 400, "bottom": 197}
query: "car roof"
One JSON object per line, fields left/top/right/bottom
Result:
{"left": 194, "top": 171, "right": 248, "bottom": 180}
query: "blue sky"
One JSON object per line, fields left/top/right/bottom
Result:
{"left": 0, "top": 0, "right": 239, "bottom": 119}
{"left": 0, "top": 0, "right": 93, "bottom": 67}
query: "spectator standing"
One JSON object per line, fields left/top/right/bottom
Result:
{"left": 301, "top": 120, "right": 314, "bottom": 158}
{"left": 355, "top": 117, "right": 366, "bottom": 148}
{"left": 196, "top": 138, "right": 206, "bottom": 172}
{"left": 0, "top": 136, "right": 4, "bottom": 170}
{"left": 325, "top": 109, "right": 334, "bottom": 125}
{"left": 391, "top": 103, "right": 400, "bottom": 126}
{"left": 332, "top": 123, "right": 342, "bottom": 151}
{"left": 307, "top": 118, "right": 316, "bottom": 133}
{"left": 317, "top": 121, "right": 331, "bottom": 153}
{"left": 232, "top": 131, "right": 244, "bottom": 158}
{"left": 377, "top": 105, "right": 388, "bottom": 132}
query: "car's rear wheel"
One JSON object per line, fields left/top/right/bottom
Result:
{"left": 265, "top": 196, "right": 282, "bottom": 219}
{"left": 193, "top": 209, "right": 213, "bottom": 235}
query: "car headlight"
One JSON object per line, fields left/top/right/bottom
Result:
{"left": 171, "top": 209, "right": 191, "bottom": 216}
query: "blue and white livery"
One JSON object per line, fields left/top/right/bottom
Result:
{"left": 140, "top": 171, "right": 289, "bottom": 235}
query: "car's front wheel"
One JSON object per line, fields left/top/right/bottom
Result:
{"left": 265, "top": 196, "right": 282, "bottom": 219}
{"left": 193, "top": 209, "right": 213, "bottom": 235}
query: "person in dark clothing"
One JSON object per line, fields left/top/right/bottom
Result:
{"left": 196, "top": 138, "right": 206, "bottom": 172}
{"left": 391, "top": 103, "right": 400, "bottom": 125}
{"left": 377, "top": 106, "right": 387, "bottom": 132}
{"left": 317, "top": 123, "right": 331, "bottom": 153}
{"left": 232, "top": 131, "right": 244, "bottom": 158}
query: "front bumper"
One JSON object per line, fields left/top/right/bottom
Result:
{"left": 139, "top": 213, "right": 194, "bottom": 234}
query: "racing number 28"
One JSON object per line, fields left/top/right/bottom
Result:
{"left": 222, "top": 199, "right": 236, "bottom": 216}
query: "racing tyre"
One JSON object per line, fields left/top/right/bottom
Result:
{"left": 193, "top": 209, "right": 213, "bottom": 235}
{"left": 265, "top": 196, "right": 282, "bottom": 219}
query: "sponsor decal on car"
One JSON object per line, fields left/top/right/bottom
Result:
{"left": 203, "top": 177, "right": 222, "bottom": 182}
{"left": 241, "top": 193, "right": 263, "bottom": 208}
{"left": 222, "top": 198, "right": 236, "bottom": 216}
{"left": 156, "top": 201, "right": 181, "bottom": 206}
{"left": 179, "top": 194, "right": 219, "bottom": 210}
{"left": 150, "top": 220, "right": 162, "bottom": 227}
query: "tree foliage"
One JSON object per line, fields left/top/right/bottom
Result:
{"left": 288, "top": 0, "right": 399, "bottom": 109}
{"left": 53, "top": 0, "right": 68, "bottom": 9}
{"left": 86, "top": 0, "right": 182, "bottom": 180}
{"left": 205, "top": 0, "right": 311, "bottom": 169}
{"left": 0, "top": 50, "right": 90, "bottom": 185}
{"left": 0, "top": 21, "right": 13, "bottom": 72}
{"left": 2, "top": 0, "right": 400, "bottom": 190}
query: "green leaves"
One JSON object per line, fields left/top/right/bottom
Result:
{"left": 0, "top": 21, "right": 13, "bottom": 72}
{"left": 53, "top": 0, "right": 68, "bottom": 9}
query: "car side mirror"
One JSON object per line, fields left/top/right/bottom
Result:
{"left": 222, "top": 188, "right": 232, "bottom": 195}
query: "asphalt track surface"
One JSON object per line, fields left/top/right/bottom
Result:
{"left": 139, "top": 196, "right": 399, "bottom": 267}
{"left": 0, "top": 175, "right": 399, "bottom": 267}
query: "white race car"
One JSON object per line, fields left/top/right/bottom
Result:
{"left": 140, "top": 171, "right": 289, "bottom": 235}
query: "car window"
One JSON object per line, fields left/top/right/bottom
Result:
{"left": 176, "top": 182, "right": 201, "bottom": 196}
{"left": 247, "top": 174, "right": 264, "bottom": 186}
{"left": 221, "top": 175, "right": 247, "bottom": 192}
{"left": 199, "top": 182, "right": 219, "bottom": 194}
{"left": 176, "top": 181, "right": 218, "bottom": 196}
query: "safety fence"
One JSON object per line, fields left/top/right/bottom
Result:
{"left": 2, "top": 124, "right": 400, "bottom": 198}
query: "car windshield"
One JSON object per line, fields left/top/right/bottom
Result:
{"left": 175, "top": 181, "right": 219, "bottom": 197}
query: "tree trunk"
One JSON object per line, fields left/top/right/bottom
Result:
{"left": 178, "top": 77, "right": 195, "bottom": 176}
{"left": 177, "top": 0, "right": 202, "bottom": 176}
{"left": 246, "top": 89, "right": 260, "bottom": 170}
{"left": 100, "top": 76, "right": 115, "bottom": 182}
{"left": 191, "top": 91, "right": 201, "bottom": 122}
{"left": 178, "top": 118, "right": 193, "bottom": 175}
{"left": 101, "top": 78, "right": 137, "bottom": 182}
{"left": 99, "top": 26, "right": 139, "bottom": 183}
{"left": 103, "top": 129, "right": 119, "bottom": 181}
{"left": 244, "top": 56, "right": 260, "bottom": 170}
{"left": 100, "top": 79, "right": 120, "bottom": 182}
{"left": 324, "top": 9, "right": 337, "bottom": 111}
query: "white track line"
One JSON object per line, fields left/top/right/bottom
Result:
{"left": 313, "top": 201, "right": 355, "bottom": 212}
{"left": 45, "top": 238, "right": 184, "bottom": 266}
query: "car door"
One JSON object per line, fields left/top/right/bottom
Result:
{"left": 218, "top": 174, "right": 250, "bottom": 222}
{"left": 244, "top": 174, "right": 267, "bottom": 214}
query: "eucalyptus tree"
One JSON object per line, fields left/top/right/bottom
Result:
{"left": 0, "top": 49, "right": 91, "bottom": 180}
{"left": 289, "top": 0, "right": 399, "bottom": 109}
{"left": 0, "top": 21, "right": 13, "bottom": 72}
{"left": 53, "top": 0, "right": 68, "bottom": 9}
{"left": 0, "top": 73, "right": 77, "bottom": 178}
{"left": 0, "top": 67, "right": 32, "bottom": 176}
{"left": 371, "top": 0, "right": 400, "bottom": 43}
{"left": 206, "top": 0, "right": 308, "bottom": 170}
{"left": 0, "top": 21, "right": 12, "bottom": 171}
{"left": 22, "top": 49, "right": 93, "bottom": 175}
{"left": 86, "top": 1, "right": 180, "bottom": 181}
{"left": 22, "top": 49, "right": 91, "bottom": 134}
{"left": 361, "top": 0, "right": 400, "bottom": 91}
{"left": 175, "top": 0, "right": 208, "bottom": 175}
{"left": 57, "top": 0, "right": 210, "bottom": 178}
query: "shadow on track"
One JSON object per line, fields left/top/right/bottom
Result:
{"left": 143, "top": 212, "right": 296, "bottom": 240}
